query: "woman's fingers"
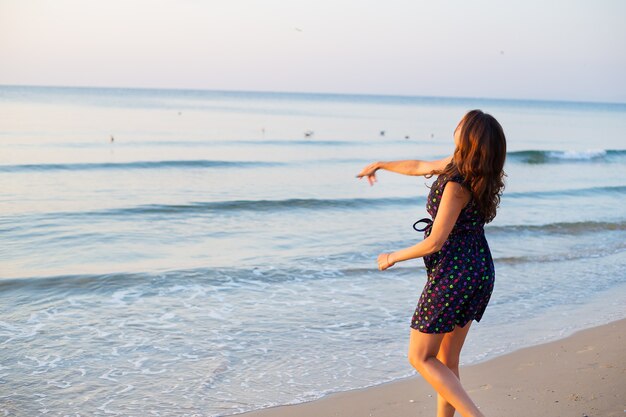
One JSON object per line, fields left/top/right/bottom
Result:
{"left": 356, "top": 174, "right": 376, "bottom": 186}
{"left": 377, "top": 253, "right": 390, "bottom": 270}
{"left": 356, "top": 164, "right": 378, "bottom": 186}
{"left": 356, "top": 169, "right": 371, "bottom": 178}
{"left": 356, "top": 173, "right": 376, "bottom": 186}
{"left": 356, "top": 163, "right": 378, "bottom": 180}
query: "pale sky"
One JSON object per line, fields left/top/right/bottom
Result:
{"left": 1, "top": 0, "right": 625, "bottom": 103}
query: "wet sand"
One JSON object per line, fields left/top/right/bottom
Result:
{"left": 237, "top": 318, "right": 625, "bottom": 417}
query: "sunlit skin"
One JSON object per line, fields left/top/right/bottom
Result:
{"left": 356, "top": 121, "right": 486, "bottom": 417}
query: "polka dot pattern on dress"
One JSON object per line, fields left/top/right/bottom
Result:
{"left": 411, "top": 174, "right": 495, "bottom": 334}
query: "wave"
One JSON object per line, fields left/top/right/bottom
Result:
{"left": 508, "top": 149, "right": 626, "bottom": 164}
{"left": 0, "top": 266, "right": 387, "bottom": 293}
{"left": 61, "top": 185, "right": 626, "bottom": 217}
{"left": 3, "top": 149, "right": 624, "bottom": 174}
{"left": 5, "top": 184, "right": 624, "bottom": 220}
{"left": 504, "top": 184, "right": 626, "bottom": 199}
{"left": 2, "top": 237, "right": 624, "bottom": 292}
{"left": 495, "top": 245, "right": 626, "bottom": 266}
{"left": 74, "top": 196, "right": 425, "bottom": 217}
{"left": 89, "top": 190, "right": 625, "bottom": 217}
{"left": 486, "top": 220, "right": 626, "bottom": 235}
{"left": 0, "top": 159, "right": 284, "bottom": 172}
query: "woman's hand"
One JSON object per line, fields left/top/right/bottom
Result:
{"left": 377, "top": 253, "right": 395, "bottom": 271}
{"left": 356, "top": 162, "right": 381, "bottom": 186}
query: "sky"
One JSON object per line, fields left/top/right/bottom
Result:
{"left": 1, "top": 0, "right": 625, "bottom": 103}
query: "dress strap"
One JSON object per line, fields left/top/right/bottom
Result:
{"left": 445, "top": 174, "right": 468, "bottom": 187}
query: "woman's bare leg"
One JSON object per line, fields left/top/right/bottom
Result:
{"left": 408, "top": 324, "right": 483, "bottom": 417}
{"left": 435, "top": 322, "right": 473, "bottom": 417}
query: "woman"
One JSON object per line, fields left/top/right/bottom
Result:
{"left": 356, "top": 110, "right": 506, "bottom": 417}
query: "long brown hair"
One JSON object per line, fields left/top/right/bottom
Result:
{"left": 440, "top": 109, "right": 507, "bottom": 223}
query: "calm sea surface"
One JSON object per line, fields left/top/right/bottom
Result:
{"left": 1, "top": 85, "right": 625, "bottom": 416}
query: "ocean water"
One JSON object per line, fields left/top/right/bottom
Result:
{"left": 1, "top": 85, "right": 625, "bottom": 416}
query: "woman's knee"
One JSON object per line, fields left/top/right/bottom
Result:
{"left": 407, "top": 328, "right": 444, "bottom": 372}
{"left": 408, "top": 350, "right": 432, "bottom": 371}
{"left": 407, "top": 352, "right": 422, "bottom": 371}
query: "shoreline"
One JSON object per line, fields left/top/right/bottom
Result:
{"left": 236, "top": 318, "right": 626, "bottom": 417}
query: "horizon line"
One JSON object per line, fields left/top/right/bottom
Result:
{"left": 1, "top": 82, "right": 625, "bottom": 107}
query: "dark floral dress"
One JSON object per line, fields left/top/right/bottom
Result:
{"left": 410, "top": 174, "right": 495, "bottom": 334}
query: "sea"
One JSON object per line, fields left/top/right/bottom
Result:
{"left": 1, "top": 85, "right": 625, "bottom": 417}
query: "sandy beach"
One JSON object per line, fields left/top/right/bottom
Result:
{"left": 237, "top": 318, "right": 625, "bottom": 417}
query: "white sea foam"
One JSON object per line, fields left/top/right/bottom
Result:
{"left": 547, "top": 149, "right": 607, "bottom": 159}
{"left": 116, "top": 384, "right": 134, "bottom": 394}
{"left": 99, "top": 369, "right": 119, "bottom": 382}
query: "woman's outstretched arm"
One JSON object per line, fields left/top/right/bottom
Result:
{"left": 356, "top": 155, "right": 452, "bottom": 186}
